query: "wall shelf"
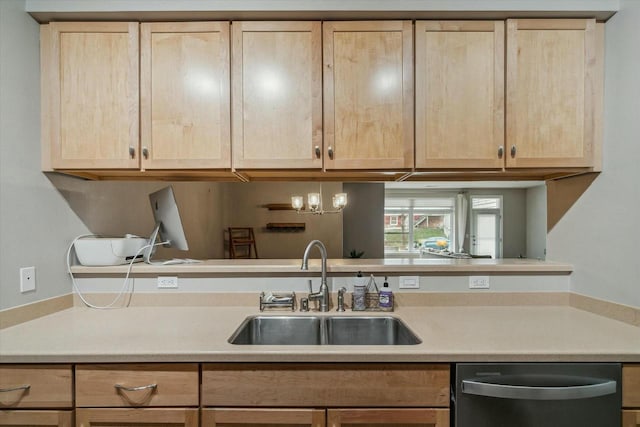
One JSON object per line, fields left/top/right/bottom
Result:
{"left": 266, "top": 222, "right": 306, "bottom": 232}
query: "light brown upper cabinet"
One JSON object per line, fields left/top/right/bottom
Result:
{"left": 415, "top": 21, "right": 505, "bottom": 170}
{"left": 43, "top": 22, "right": 139, "bottom": 169}
{"left": 232, "top": 22, "right": 322, "bottom": 169}
{"left": 506, "top": 19, "right": 596, "bottom": 168}
{"left": 323, "top": 21, "right": 414, "bottom": 170}
{"left": 141, "top": 22, "right": 231, "bottom": 169}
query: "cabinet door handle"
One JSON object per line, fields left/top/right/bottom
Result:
{"left": 498, "top": 146, "right": 504, "bottom": 159}
{"left": 511, "top": 145, "right": 517, "bottom": 158}
{"left": 0, "top": 384, "right": 30, "bottom": 393}
{"left": 114, "top": 383, "right": 157, "bottom": 392}
{"left": 314, "top": 146, "right": 321, "bottom": 158}
{"left": 129, "top": 146, "right": 136, "bottom": 159}
{"left": 328, "top": 146, "right": 334, "bottom": 159}
{"left": 142, "top": 147, "right": 149, "bottom": 159}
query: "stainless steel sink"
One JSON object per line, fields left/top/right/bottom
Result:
{"left": 228, "top": 315, "right": 323, "bottom": 345}
{"left": 325, "top": 316, "right": 422, "bottom": 345}
{"left": 228, "top": 315, "right": 421, "bottom": 345}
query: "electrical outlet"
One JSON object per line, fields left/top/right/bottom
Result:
{"left": 399, "top": 276, "right": 420, "bottom": 289}
{"left": 20, "top": 266, "right": 36, "bottom": 293}
{"left": 157, "top": 276, "right": 178, "bottom": 289}
{"left": 469, "top": 276, "right": 490, "bottom": 289}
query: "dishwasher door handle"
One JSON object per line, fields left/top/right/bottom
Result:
{"left": 461, "top": 376, "right": 617, "bottom": 401}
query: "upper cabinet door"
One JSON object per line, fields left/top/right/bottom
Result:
{"left": 140, "top": 22, "right": 231, "bottom": 169}
{"left": 46, "top": 22, "right": 139, "bottom": 169}
{"left": 506, "top": 19, "right": 596, "bottom": 168}
{"left": 323, "top": 21, "right": 414, "bottom": 170}
{"left": 415, "top": 21, "right": 505, "bottom": 170}
{"left": 232, "top": 22, "right": 322, "bottom": 170}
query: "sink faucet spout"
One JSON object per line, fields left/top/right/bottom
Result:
{"left": 301, "top": 240, "right": 330, "bottom": 312}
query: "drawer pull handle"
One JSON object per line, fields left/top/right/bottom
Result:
{"left": 0, "top": 384, "right": 30, "bottom": 393}
{"left": 114, "top": 383, "right": 157, "bottom": 392}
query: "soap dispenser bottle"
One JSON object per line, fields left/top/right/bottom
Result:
{"left": 378, "top": 276, "right": 393, "bottom": 311}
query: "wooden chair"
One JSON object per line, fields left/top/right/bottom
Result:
{"left": 227, "top": 227, "right": 258, "bottom": 259}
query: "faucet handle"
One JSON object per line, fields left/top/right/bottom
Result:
{"left": 307, "top": 279, "right": 313, "bottom": 294}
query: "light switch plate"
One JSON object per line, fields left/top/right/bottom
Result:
{"left": 469, "top": 276, "right": 490, "bottom": 289}
{"left": 20, "top": 266, "right": 36, "bottom": 293}
{"left": 399, "top": 276, "right": 420, "bottom": 289}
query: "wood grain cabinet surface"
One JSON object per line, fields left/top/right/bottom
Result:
{"left": 623, "top": 364, "right": 640, "bottom": 427}
{"left": 0, "top": 410, "right": 73, "bottom": 427}
{"left": 415, "top": 21, "right": 504, "bottom": 170}
{"left": 0, "top": 364, "right": 73, "bottom": 408}
{"left": 75, "top": 364, "right": 199, "bottom": 408}
{"left": 76, "top": 408, "right": 198, "bottom": 427}
{"left": 140, "top": 22, "right": 231, "bottom": 170}
{"left": 42, "top": 22, "right": 140, "bottom": 170}
{"left": 623, "top": 410, "right": 640, "bottom": 427}
{"left": 232, "top": 21, "right": 322, "bottom": 170}
{"left": 202, "top": 408, "right": 325, "bottom": 427}
{"left": 323, "top": 21, "right": 414, "bottom": 170}
{"left": 327, "top": 408, "right": 450, "bottom": 427}
{"left": 202, "top": 363, "right": 449, "bottom": 408}
{"left": 506, "top": 18, "right": 597, "bottom": 168}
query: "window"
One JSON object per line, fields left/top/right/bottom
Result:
{"left": 384, "top": 195, "right": 454, "bottom": 255}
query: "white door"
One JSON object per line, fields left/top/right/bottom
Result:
{"left": 471, "top": 211, "right": 501, "bottom": 258}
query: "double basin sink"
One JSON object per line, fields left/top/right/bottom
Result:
{"left": 229, "top": 315, "right": 421, "bottom": 345}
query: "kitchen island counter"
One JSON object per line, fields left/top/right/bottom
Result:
{"left": 1, "top": 304, "right": 638, "bottom": 363}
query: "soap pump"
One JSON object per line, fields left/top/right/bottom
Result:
{"left": 378, "top": 276, "right": 393, "bottom": 311}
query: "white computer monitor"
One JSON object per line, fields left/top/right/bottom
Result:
{"left": 144, "top": 186, "right": 189, "bottom": 263}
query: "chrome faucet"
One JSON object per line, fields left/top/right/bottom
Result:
{"left": 301, "top": 240, "right": 330, "bottom": 312}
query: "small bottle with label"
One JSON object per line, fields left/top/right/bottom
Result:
{"left": 378, "top": 276, "right": 393, "bottom": 311}
{"left": 353, "top": 271, "right": 366, "bottom": 311}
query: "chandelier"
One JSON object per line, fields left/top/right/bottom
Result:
{"left": 291, "top": 184, "right": 347, "bottom": 215}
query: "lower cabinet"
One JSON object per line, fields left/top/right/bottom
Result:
{"left": 625, "top": 364, "right": 640, "bottom": 427}
{"left": 201, "top": 408, "right": 449, "bottom": 427}
{"left": 327, "top": 408, "right": 449, "bottom": 427}
{"left": 623, "top": 410, "right": 640, "bottom": 427}
{"left": 76, "top": 408, "right": 198, "bottom": 427}
{"left": 202, "top": 408, "right": 325, "bottom": 427}
{"left": 0, "top": 410, "right": 73, "bottom": 426}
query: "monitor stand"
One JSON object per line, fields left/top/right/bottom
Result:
{"left": 143, "top": 220, "right": 162, "bottom": 264}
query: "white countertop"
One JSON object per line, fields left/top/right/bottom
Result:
{"left": 1, "top": 304, "right": 638, "bottom": 363}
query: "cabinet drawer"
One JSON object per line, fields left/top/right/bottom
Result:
{"left": 624, "top": 364, "right": 640, "bottom": 408}
{"left": 202, "top": 363, "right": 450, "bottom": 407}
{"left": 75, "top": 364, "right": 198, "bottom": 407}
{"left": 0, "top": 365, "right": 72, "bottom": 408}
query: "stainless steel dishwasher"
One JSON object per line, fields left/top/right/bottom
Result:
{"left": 454, "top": 363, "right": 621, "bottom": 427}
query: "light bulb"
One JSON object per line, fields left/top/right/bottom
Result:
{"left": 291, "top": 196, "right": 303, "bottom": 210}
{"left": 307, "top": 193, "right": 320, "bottom": 211}
{"left": 333, "top": 193, "right": 347, "bottom": 209}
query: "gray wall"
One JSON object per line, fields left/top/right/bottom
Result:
{"left": 547, "top": 0, "right": 640, "bottom": 309}
{"left": 342, "top": 183, "right": 385, "bottom": 259}
{"left": 0, "top": 1, "right": 89, "bottom": 310}
{"left": 526, "top": 185, "right": 547, "bottom": 260}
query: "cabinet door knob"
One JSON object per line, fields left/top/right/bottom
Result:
{"left": 129, "top": 146, "right": 135, "bottom": 159}
{"left": 142, "top": 147, "right": 149, "bottom": 159}
{"left": 328, "top": 146, "right": 334, "bottom": 159}
{"left": 314, "top": 146, "right": 321, "bottom": 158}
{"left": 511, "top": 145, "right": 517, "bottom": 158}
{"left": 498, "top": 146, "right": 504, "bottom": 159}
